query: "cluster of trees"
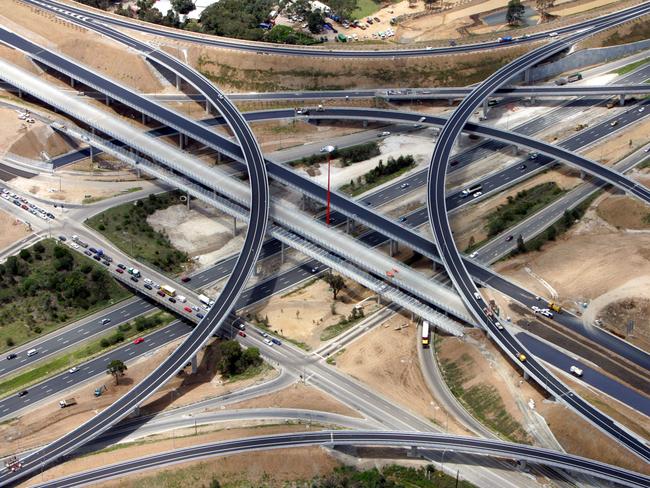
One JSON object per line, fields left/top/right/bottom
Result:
{"left": 486, "top": 182, "right": 562, "bottom": 237}
{"left": 217, "top": 340, "right": 262, "bottom": 377}
{"left": 298, "top": 142, "right": 380, "bottom": 168}
{"left": 357, "top": 155, "right": 415, "bottom": 187}
{"left": 266, "top": 25, "right": 321, "bottom": 45}
{"left": 512, "top": 206, "right": 586, "bottom": 256}
{"left": 508, "top": 0, "right": 556, "bottom": 25}
{"left": 0, "top": 241, "right": 118, "bottom": 333}
{"left": 310, "top": 465, "right": 473, "bottom": 488}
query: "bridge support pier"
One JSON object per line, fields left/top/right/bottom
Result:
{"left": 90, "top": 127, "right": 95, "bottom": 165}
{"left": 448, "top": 98, "right": 454, "bottom": 106}
{"left": 346, "top": 218, "right": 356, "bottom": 234}
{"left": 186, "top": 191, "right": 191, "bottom": 210}
{"left": 280, "top": 241, "right": 285, "bottom": 264}
{"left": 191, "top": 355, "right": 198, "bottom": 374}
{"left": 105, "top": 95, "right": 111, "bottom": 106}
{"left": 482, "top": 100, "right": 488, "bottom": 119}
{"left": 579, "top": 169, "right": 586, "bottom": 179}
{"left": 529, "top": 95, "right": 536, "bottom": 105}
{"left": 17, "top": 89, "right": 22, "bottom": 98}
{"left": 523, "top": 371, "right": 530, "bottom": 381}
{"left": 70, "top": 77, "right": 75, "bottom": 88}
{"left": 524, "top": 68, "right": 532, "bottom": 84}
{"left": 205, "top": 100, "right": 211, "bottom": 114}
{"left": 141, "top": 113, "right": 147, "bottom": 124}
{"left": 389, "top": 239, "right": 398, "bottom": 257}
{"left": 619, "top": 94, "right": 625, "bottom": 106}
{"left": 407, "top": 446, "right": 419, "bottom": 458}
{"left": 516, "top": 459, "right": 528, "bottom": 471}
{"left": 232, "top": 216, "right": 237, "bottom": 236}
{"left": 175, "top": 74, "right": 181, "bottom": 91}
{"left": 362, "top": 120, "right": 368, "bottom": 128}
{"left": 132, "top": 406, "right": 140, "bottom": 417}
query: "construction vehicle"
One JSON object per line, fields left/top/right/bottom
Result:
{"left": 94, "top": 385, "right": 107, "bottom": 397}
{"left": 518, "top": 353, "right": 527, "bottom": 362}
{"left": 59, "top": 398, "right": 77, "bottom": 408}
{"left": 547, "top": 301, "right": 562, "bottom": 313}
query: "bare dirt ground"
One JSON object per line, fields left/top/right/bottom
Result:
{"left": 450, "top": 166, "right": 583, "bottom": 250}
{"left": 8, "top": 123, "right": 70, "bottom": 161}
{"left": 8, "top": 171, "right": 153, "bottom": 205}
{"left": 247, "top": 277, "right": 378, "bottom": 350}
{"left": 147, "top": 202, "right": 248, "bottom": 268}
{"left": 495, "top": 193, "right": 650, "bottom": 350}
{"left": 92, "top": 445, "right": 339, "bottom": 488}
{"left": 22, "top": 425, "right": 330, "bottom": 487}
{"left": 335, "top": 314, "right": 468, "bottom": 434}
{"left": 0, "top": 0, "right": 163, "bottom": 93}
{"left": 226, "top": 382, "right": 362, "bottom": 418}
{"left": 0, "top": 209, "right": 31, "bottom": 250}
{"left": 0, "top": 339, "right": 276, "bottom": 457}
{"left": 596, "top": 194, "right": 650, "bottom": 230}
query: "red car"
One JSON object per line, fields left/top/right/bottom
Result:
{"left": 157, "top": 290, "right": 165, "bottom": 297}
{"left": 180, "top": 276, "right": 191, "bottom": 283}
{"left": 116, "top": 268, "right": 124, "bottom": 274}
{"left": 133, "top": 337, "right": 144, "bottom": 345}
{"left": 183, "top": 306, "right": 192, "bottom": 313}
{"left": 238, "top": 331, "right": 246, "bottom": 337}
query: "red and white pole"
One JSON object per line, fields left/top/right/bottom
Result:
{"left": 326, "top": 152, "right": 331, "bottom": 226}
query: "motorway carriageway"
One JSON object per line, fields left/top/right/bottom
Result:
{"left": 26, "top": 0, "right": 625, "bottom": 58}
{"left": 47, "top": 91, "right": 650, "bottom": 372}
{"left": 425, "top": 2, "right": 650, "bottom": 462}
{"left": 516, "top": 333, "right": 650, "bottom": 417}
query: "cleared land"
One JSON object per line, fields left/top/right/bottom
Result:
{"left": 0, "top": 209, "right": 30, "bottom": 251}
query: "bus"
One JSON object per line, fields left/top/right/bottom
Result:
{"left": 160, "top": 285, "right": 176, "bottom": 297}
{"left": 421, "top": 320, "right": 430, "bottom": 348}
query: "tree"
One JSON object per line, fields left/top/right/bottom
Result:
{"left": 323, "top": 272, "right": 346, "bottom": 300}
{"left": 33, "top": 242, "right": 45, "bottom": 254}
{"left": 218, "top": 340, "right": 243, "bottom": 376}
{"left": 200, "top": 0, "right": 274, "bottom": 41}
{"left": 171, "top": 0, "right": 195, "bottom": 15}
{"left": 107, "top": 359, "right": 127, "bottom": 385}
{"left": 506, "top": 0, "right": 525, "bottom": 26}
{"left": 206, "top": 477, "right": 221, "bottom": 488}
{"left": 307, "top": 10, "right": 325, "bottom": 34}
{"left": 328, "top": 0, "right": 358, "bottom": 19}
{"left": 536, "top": 0, "right": 555, "bottom": 22}
{"left": 562, "top": 209, "right": 573, "bottom": 228}
{"left": 19, "top": 249, "right": 31, "bottom": 261}
{"left": 516, "top": 234, "right": 526, "bottom": 254}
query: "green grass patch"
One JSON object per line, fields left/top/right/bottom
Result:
{"left": 609, "top": 57, "right": 650, "bottom": 76}
{"left": 440, "top": 353, "right": 530, "bottom": 443}
{"left": 290, "top": 141, "right": 380, "bottom": 169}
{"left": 82, "top": 187, "right": 142, "bottom": 205}
{"left": 320, "top": 307, "right": 366, "bottom": 341}
{"left": 639, "top": 157, "right": 650, "bottom": 170}
{"left": 86, "top": 191, "right": 189, "bottom": 274}
{"left": 352, "top": 0, "right": 381, "bottom": 19}
{"left": 0, "top": 311, "right": 174, "bottom": 398}
{"left": 0, "top": 239, "right": 131, "bottom": 353}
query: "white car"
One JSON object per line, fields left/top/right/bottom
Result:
{"left": 68, "top": 367, "right": 78, "bottom": 374}
{"left": 469, "top": 251, "right": 478, "bottom": 258}
{"left": 379, "top": 131, "right": 391, "bottom": 136}
{"left": 531, "top": 305, "right": 540, "bottom": 313}
{"left": 473, "top": 292, "right": 482, "bottom": 301}
{"left": 473, "top": 191, "right": 482, "bottom": 198}
{"left": 549, "top": 32, "right": 558, "bottom": 37}
{"left": 263, "top": 338, "right": 273, "bottom": 346}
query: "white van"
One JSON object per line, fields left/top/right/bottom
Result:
{"left": 177, "top": 295, "right": 187, "bottom": 303}
{"left": 27, "top": 348, "right": 37, "bottom": 357}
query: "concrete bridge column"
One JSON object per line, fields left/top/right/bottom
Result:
{"left": 280, "top": 241, "right": 285, "bottom": 264}
{"left": 482, "top": 100, "right": 489, "bottom": 119}
{"left": 619, "top": 94, "right": 625, "bottom": 106}
{"left": 205, "top": 100, "right": 211, "bottom": 114}
{"left": 70, "top": 77, "right": 75, "bottom": 88}
{"left": 362, "top": 120, "right": 368, "bottom": 128}
{"left": 579, "top": 169, "right": 586, "bottom": 179}
{"left": 407, "top": 446, "right": 419, "bottom": 458}
{"left": 90, "top": 127, "right": 95, "bottom": 164}
{"left": 523, "top": 371, "right": 530, "bottom": 381}
{"left": 517, "top": 459, "right": 528, "bottom": 471}
{"left": 389, "top": 239, "right": 398, "bottom": 257}
{"left": 179, "top": 133, "right": 184, "bottom": 149}
{"left": 132, "top": 405, "right": 140, "bottom": 416}
{"left": 186, "top": 191, "right": 190, "bottom": 210}
{"left": 524, "top": 68, "right": 532, "bottom": 84}
{"left": 448, "top": 98, "right": 454, "bottom": 106}
{"left": 215, "top": 152, "right": 222, "bottom": 164}
{"left": 175, "top": 74, "right": 181, "bottom": 90}
{"left": 191, "top": 355, "right": 198, "bottom": 374}
{"left": 17, "top": 89, "right": 22, "bottom": 98}
{"left": 141, "top": 113, "right": 147, "bottom": 124}
{"left": 529, "top": 95, "right": 536, "bottom": 105}
{"left": 232, "top": 216, "right": 237, "bottom": 237}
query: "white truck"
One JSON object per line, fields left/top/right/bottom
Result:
{"left": 177, "top": 295, "right": 187, "bottom": 303}
{"left": 198, "top": 294, "right": 211, "bottom": 307}
{"left": 59, "top": 398, "right": 77, "bottom": 408}
{"left": 570, "top": 365, "right": 583, "bottom": 377}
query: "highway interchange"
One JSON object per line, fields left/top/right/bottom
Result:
{"left": 0, "top": 0, "right": 649, "bottom": 485}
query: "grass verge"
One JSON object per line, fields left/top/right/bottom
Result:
{"left": 609, "top": 57, "right": 650, "bottom": 76}
{"left": 0, "top": 311, "right": 175, "bottom": 399}
{"left": 320, "top": 308, "right": 367, "bottom": 341}
{"left": 82, "top": 187, "right": 143, "bottom": 205}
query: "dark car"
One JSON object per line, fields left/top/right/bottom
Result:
{"left": 399, "top": 216, "right": 407, "bottom": 222}
{"left": 47, "top": 213, "right": 55, "bottom": 219}
{"left": 117, "top": 263, "right": 126, "bottom": 270}
{"left": 101, "top": 260, "right": 110, "bottom": 266}
{"left": 6, "top": 353, "right": 17, "bottom": 360}
{"left": 157, "top": 290, "right": 165, "bottom": 297}
{"left": 196, "top": 313, "right": 204, "bottom": 319}
{"left": 450, "top": 160, "right": 459, "bottom": 166}
{"left": 89, "top": 247, "right": 97, "bottom": 254}
{"left": 58, "top": 235, "right": 67, "bottom": 241}
{"left": 130, "top": 276, "right": 139, "bottom": 283}
{"left": 271, "top": 337, "right": 282, "bottom": 346}
{"left": 92, "top": 255, "right": 101, "bottom": 261}
{"left": 517, "top": 164, "right": 527, "bottom": 170}
{"left": 84, "top": 250, "right": 92, "bottom": 256}
{"left": 168, "top": 297, "right": 177, "bottom": 303}
{"left": 17, "top": 390, "right": 28, "bottom": 397}
{"left": 103, "top": 255, "right": 113, "bottom": 263}
{"left": 144, "top": 284, "right": 152, "bottom": 290}
{"left": 505, "top": 235, "right": 513, "bottom": 242}
{"left": 180, "top": 276, "right": 191, "bottom": 283}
